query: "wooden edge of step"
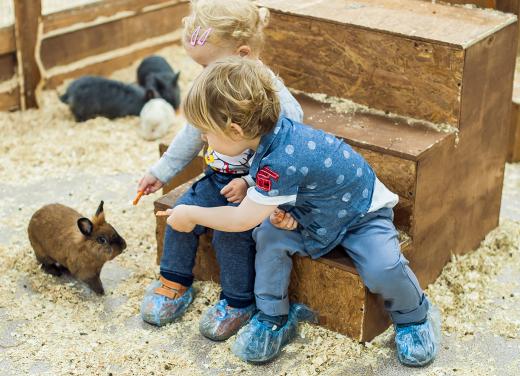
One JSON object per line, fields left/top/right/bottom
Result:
{"left": 296, "top": 92, "right": 454, "bottom": 162}
{"left": 258, "top": 0, "right": 517, "bottom": 49}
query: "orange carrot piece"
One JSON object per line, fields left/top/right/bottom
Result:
{"left": 133, "top": 191, "right": 144, "bottom": 205}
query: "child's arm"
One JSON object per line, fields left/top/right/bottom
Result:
{"left": 148, "top": 123, "right": 204, "bottom": 184}
{"left": 166, "top": 197, "right": 277, "bottom": 233}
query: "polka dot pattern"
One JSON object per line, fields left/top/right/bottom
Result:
{"left": 287, "top": 166, "right": 296, "bottom": 175}
{"left": 307, "top": 141, "right": 316, "bottom": 150}
{"left": 285, "top": 145, "right": 294, "bottom": 155}
{"left": 324, "top": 158, "right": 332, "bottom": 168}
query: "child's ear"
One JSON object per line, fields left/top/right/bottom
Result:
{"left": 229, "top": 123, "right": 245, "bottom": 139}
{"left": 236, "top": 45, "right": 251, "bottom": 58}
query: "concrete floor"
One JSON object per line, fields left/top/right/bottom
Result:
{"left": 0, "top": 164, "right": 519, "bottom": 375}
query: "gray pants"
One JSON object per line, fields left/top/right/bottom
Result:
{"left": 252, "top": 208, "right": 429, "bottom": 325}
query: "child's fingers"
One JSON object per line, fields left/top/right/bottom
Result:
{"left": 157, "top": 209, "right": 173, "bottom": 217}
{"left": 287, "top": 217, "right": 297, "bottom": 230}
{"left": 270, "top": 209, "right": 283, "bottom": 224}
{"left": 220, "top": 184, "right": 233, "bottom": 196}
{"left": 277, "top": 215, "right": 290, "bottom": 228}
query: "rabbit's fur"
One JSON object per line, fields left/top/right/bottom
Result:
{"left": 28, "top": 201, "right": 126, "bottom": 294}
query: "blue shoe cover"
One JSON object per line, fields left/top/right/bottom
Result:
{"left": 140, "top": 280, "right": 194, "bottom": 326}
{"left": 232, "top": 303, "right": 317, "bottom": 363}
{"left": 395, "top": 306, "right": 441, "bottom": 367}
{"left": 199, "top": 299, "right": 256, "bottom": 341}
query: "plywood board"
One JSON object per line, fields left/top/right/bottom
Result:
{"left": 412, "top": 25, "right": 517, "bottom": 287}
{"left": 43, "top": 0, "right": 184, "bottom": 33}
{"left": 259, "top": 0, "right": 516, "bottom": 47}
{"left": 0, "top": 53, "right": 16, "bottom": 81}
{"left": 0, "top": 26, "right": 15, "bottom": 55}
{"left": 44, "top": 36, "right": 181, "bottom": 89}
{"left": 41, "top": 2, "right": 189, "bottom": 69}
{"left": 297, "top": 93, "right": 451, "bottom": 160}
{"left": 263, "top": 12, "right": 464, "bottom": 125}
{"left": 0, "top": 85, "right": 20, "bottom": 112}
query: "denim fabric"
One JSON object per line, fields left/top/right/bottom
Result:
{"left": 248, "top": 117, "right": 376, "bottom": 258}
{"left": 160, "top": 169, "right": 256, "bottom": 307}
{"left": 252, "top": 207, "right": 429, "bottom": 325}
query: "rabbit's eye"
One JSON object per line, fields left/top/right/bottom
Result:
{"left": 97, "top": 237, "right": 108, "bottom": 245}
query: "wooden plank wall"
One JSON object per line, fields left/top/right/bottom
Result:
{"left": 0, "top": 0, "right": 190, "bottom": 112}
{"left": 0, "top": 25, "right": 18, "bottom": 111}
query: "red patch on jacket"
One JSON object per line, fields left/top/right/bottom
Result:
{"left": 256, "top": 167, "right": 279, "bottom": 192}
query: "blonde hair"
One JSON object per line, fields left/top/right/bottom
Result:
{"left": 184, "top": 57, "right": 280, "bottom": 139}
{"left": 183, "top": 0, "right": 270, "bottom": 51}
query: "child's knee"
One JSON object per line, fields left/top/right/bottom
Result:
{"left": 361, "top": 254, "right": 407, "bottom": 292}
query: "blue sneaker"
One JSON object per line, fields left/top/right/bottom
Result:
{"left": 199, "top": 299, "right": 256, "bottom": 341}
{"left": 395, "top": 306, "right": 441, "bottom": 367}
{"left": 140, "top": 276, "right": 194, "bottom": 326}
{"left": 232, "top": 304, "right": 317, "bottom": 363}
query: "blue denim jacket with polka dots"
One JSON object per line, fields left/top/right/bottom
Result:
{"left": 248, "top": 117, "right": 375, "bottom": 258}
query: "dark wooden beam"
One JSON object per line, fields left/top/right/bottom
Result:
{"left": 14, "top": 0, "right": 42, "bottom": 109}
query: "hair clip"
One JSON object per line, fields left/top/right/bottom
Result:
{"left": 190, "top": 26, "right": 212, "bottom": 46}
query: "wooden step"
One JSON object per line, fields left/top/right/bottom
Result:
{"left": 154, "top": 180, "right": 411, "bottom": 341}
{"left": 259, "top": 0, "right": 516, "bottom": 126}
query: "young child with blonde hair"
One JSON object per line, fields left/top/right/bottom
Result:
{"left": 138, "top": 0, "right": 303, "bottom": 340}
{"left": 167, "top": 57, "right": 441, "bottom": 366}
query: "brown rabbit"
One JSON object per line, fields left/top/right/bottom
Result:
{"left": 28, "top": 201, "right": 126, "bottom": 294}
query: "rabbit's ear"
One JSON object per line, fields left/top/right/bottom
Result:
{"left": 77, "top": 218, "right": 93, "bottom": 236}
{"left": 172, "top": 72, "right": 180, "bottom": 85}
{"left": 93, "top": 200, "right": 105, "bottom": 226}
{"left": 145, "top": 89, "right": 156, "bottom": 101}
{"left": 95, "top": 200, "right": 104, "bottom": 217}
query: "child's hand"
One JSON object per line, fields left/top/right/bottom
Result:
{"left": 220, "top": 178, "right": 248, "bottom": 203}
{"left": 270, "top": 209, "right": 298, "bottom": 231}
{"left": 166, "top": 205, "right": 196, "bottom": 233}
{"left": 138, "top": 173, "right": 164, "bottom": 195}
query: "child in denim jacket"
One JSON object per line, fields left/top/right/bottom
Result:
{"left": 166, "top": 57, "right": 441, "bottom": 366}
